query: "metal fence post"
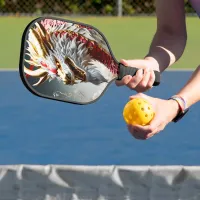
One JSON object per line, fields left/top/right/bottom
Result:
{"left": 117, "top": 0, "right": 122, "bottom": 16}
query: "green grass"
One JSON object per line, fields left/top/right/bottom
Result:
{"left": 0, "top": 16, "right": 199, "bottom": 69}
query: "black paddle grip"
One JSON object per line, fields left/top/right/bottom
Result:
{"left": 117, "top": 63, "right": 160, "bottom": 86}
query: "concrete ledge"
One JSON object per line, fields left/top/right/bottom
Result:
{"left": 0, "top": 165, "right": 200, "bottom": 200}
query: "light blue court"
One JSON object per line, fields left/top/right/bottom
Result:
{"left": 0, "top": 70, "right": 199, "bottom": 165}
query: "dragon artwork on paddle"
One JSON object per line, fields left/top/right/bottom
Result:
{"left": 24, "top": 19, "right": 118, "bottom": 87}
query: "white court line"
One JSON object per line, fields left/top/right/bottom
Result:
{"left": 166, "top": 68, "right": 194, "bottom": 71}
{"left": 0, "top": 68, "right": 18, "bottom": 71}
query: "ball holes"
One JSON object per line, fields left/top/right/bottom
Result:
{"left": 145, "top": 114, "right": 148, "bottom": 117}
{"left": 141, "top": 107, "right": 144, "bottom": 111}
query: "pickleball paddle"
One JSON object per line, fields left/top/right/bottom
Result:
{"left": 19, "top": 17, "right": 160, "bottom": 105}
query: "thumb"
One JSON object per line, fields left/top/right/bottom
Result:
{"left": 120, "top": 59, "right": 147, "bottom": 69}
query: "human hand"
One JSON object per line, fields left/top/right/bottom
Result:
{"left": 115, "top": 57, "right": 160, "bottom": 92}
{"left": 126, "top": 93, "right": 180, "bottom": 140}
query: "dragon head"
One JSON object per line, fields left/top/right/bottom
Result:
{"left": 24, "top": 21, "right": 115, "bottom": 87}
{"left": 24, "top": 22, "right": 90, "bottom": 86}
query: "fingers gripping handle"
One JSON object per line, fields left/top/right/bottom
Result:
{"left": 117, "top": 63, "right": 160, "bottom": 86}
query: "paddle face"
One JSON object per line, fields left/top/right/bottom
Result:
{"left": 19, "top": 17, "right": 119, "bottom": 105}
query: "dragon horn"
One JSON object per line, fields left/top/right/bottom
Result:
{"left": 24, "top": 66, "right": 48, "bottom": 77}
{"left": 35, "top": 22, "right": 46, "bottom": 37}
{"left": 35, "top": 22, "right": 53, "bottom": 50}
{"left": 29, "top": 28, "right": 49, "bottom": 57}
{"left": 33, "top": 74, "right": 49, "bottom": 86}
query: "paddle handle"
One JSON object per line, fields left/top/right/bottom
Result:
{"left": 117, "top": 63, "right": 160, "bottom": 86}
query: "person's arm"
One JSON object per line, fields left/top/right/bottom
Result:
{"left": 127, "top": 66, "right": 200, "bottom": 140}
{"left": 115, "top": 0, "right": 187, "bottom": 91}
{"left": 176, "top": 66, "right": 200, "bottom": 108}
{"left": 145, "top": 0, "right": 187, "bottom": 72}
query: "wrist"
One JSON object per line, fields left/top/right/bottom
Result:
{"left": 144, "top": 56, "right": 160, "bottom": 72}
{"left": 168, "top": 95, "right": 189, "bottom": 123}
{"left": 168, "top": 99, "right": 181, "bottom": 119}
{"left": 145, "top": 46, "right": 176, "bottom": 72}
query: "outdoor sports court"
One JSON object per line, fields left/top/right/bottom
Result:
{"left": 0, "top": 69, "right": 199, "bottom": 165}
{"left": 0, "top": 16, "right": 200, "bottom": 165}
{"left": 0, "top": 16, "right": 200, "bottom": 199}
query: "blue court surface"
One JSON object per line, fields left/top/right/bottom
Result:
{"left": 0, "top": 70, "right": 199, "bottom": 165}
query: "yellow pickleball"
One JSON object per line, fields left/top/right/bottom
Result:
{"left": 123, "top": 98, "right": 155, "bottom": 126}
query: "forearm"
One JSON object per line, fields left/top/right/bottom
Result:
{"left": 145, "top": 0, "right": 187, "bottom": 72}
{"left": 176, "top": 66, "right": 200, "bottom": 108}
{"left": 145, "top": 31, "right": 187, "bottom": 72}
